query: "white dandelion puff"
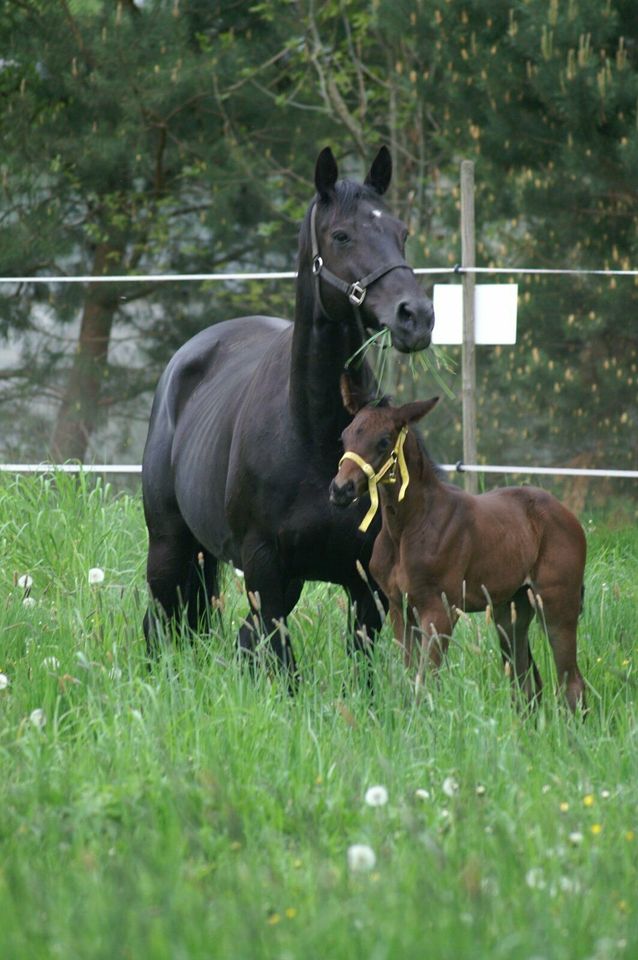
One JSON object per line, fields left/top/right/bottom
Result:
{"left": 525, "top": 867, "right": 546, "bottom": 890}
{"left": 18, "top": 574, "right": 33, "bottom": 590}
{"left": 88, "top": 567, "right": 105, "bottom": 585}
{"left": 347, "top": 844, "right": 376, "bottom": 873}
{"left": 0, "top": 673, "right": 9, "bottom": 690}
{"left": 22, "top": 597, "right": 36, "bottom": 608}
{"left": 568, "top": 831, "right": 584, "bottom": 846}
{"left": 442, "top": 776, "right": 459, "bottom": 798}
{"left": 364, "top": 785, "right": 389, "bottom": 807}
{"left": 29, "top": 708, "right": 46, "bottom": 730}
{"left": 415, "top": 788, "right": 431, "bottom": 801}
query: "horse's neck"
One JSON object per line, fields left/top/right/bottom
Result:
{"left": 380, "top": 433, "right": 441, "bottom": 539}
{"left": 289, "top": 264, "right": 370, "bottom": 450}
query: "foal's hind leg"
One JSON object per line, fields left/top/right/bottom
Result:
{"left": 535, "top": 586, "right": 586, "bottom": 713}
{"left": 493, "top": 587, "right": 542, "bottom": 708}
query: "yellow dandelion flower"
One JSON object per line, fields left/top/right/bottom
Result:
{"left": 591, "top": 823, "right": 603, "bottom": 836}
{"left": 625, "top": 830, "right": 635, "bottom": 842}
{"left": 266, "top": 912, "right": 281, "bottom": 926}
{"left": 285, "top": 908, "right": 297, "bottom": 920}
{"left": 583, "top": 794, "right": 595, "bottom": 807}
{"left": 559, "top": 802, "right": 569, "bottom": 813}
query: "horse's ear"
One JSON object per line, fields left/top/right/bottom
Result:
{"left": 397, "top": 397, "right": 439, "bottom": 425}
{"left": 364, "top": 146, "right": 392, "bottom": 196}
{"left": 315, "top": 147, "right": 338, "bottom": 200}
{"left": 340, "top": 372, "right": 371, "bottom": 416}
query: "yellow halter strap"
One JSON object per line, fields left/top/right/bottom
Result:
{"left": 339, "top": 425, "right": 410, "bottom": 532}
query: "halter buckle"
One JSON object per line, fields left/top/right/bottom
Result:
{"left": 312, "top": 256, "right": 323, "bottom": 276}
{"left": 348, "top": 282, "right": 366, "bottom": 307}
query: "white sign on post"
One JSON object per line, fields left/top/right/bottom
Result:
{"left": 431, "top": 284, "right": 518, "bottom": 345}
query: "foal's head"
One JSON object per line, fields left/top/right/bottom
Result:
{"left": 329, "top": 376, "right": 439, "bottom": 508}
{"left": 304, "top": 147, "right": 435, "bottom": 352}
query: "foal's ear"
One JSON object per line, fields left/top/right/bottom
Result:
{"left": 397, "top": 396, "right": 439, "bottom": 425}
{"left": 340, "top": 372, "right": 371, "bottom": 416}
{"left": 364, "top": 146, "right": 392, "bottom": 196}
{"left": 315, "top": 147, "right": 338, "bottom": 200}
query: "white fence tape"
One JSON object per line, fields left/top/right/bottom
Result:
{"left": 1, "top": 463, "right": 636, "bottom": 479}
{"left": 0, "top": 266, "right": 637, "bottom": 285}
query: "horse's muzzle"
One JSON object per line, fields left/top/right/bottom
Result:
{"left": 388, "top": 297, "right": 435, "bottom": 353}
{"left": 329, "top": 478, "right": 356, "bottom": 508}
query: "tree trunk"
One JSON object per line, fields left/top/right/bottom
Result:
{"left": 51, "top": 243, "right": 120, "bottom": 462}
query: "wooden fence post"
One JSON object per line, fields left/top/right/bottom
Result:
{"left": 461, "top": 160, "right": 478, "bottom": 494}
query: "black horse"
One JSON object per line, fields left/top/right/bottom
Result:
{"left": 142, "top": 146, "right": 435, "bottom": 678}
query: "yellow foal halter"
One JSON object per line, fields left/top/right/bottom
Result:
{"left": 339, "top": 426, "right": 410, "bottom": 532}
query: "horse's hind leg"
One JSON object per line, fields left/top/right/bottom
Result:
{"left": 493, "top": 587, "right": 542, "bottom": 708}
{"left": 143, "top": 516, "right": 201, "bottom": 654}
{"left": 536, "top": 589, "right": 586, "bottom": 713}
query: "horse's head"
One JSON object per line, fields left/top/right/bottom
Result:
{"left": 329, "top": 374, "right": 439, "bottom": 510}
{"left": 306, "top": 147, "right": 435, "bottom": 353}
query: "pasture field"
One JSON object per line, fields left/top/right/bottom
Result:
{"left": 0, "top": 473, "right": 636, "bottom": 960}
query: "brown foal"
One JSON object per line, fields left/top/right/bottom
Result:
{"left": 330, "top": 378, "right": 587, "bottom": 713}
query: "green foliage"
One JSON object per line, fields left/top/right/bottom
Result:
{"left": 0, "top": 0, "right": 636, "bottom": 475}
{"left": 1, "top": 476, "right": 637, "bottom": 958}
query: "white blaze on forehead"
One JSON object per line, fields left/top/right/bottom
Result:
{"left": 372, "top": 209, "right": 383, "bottom": 218}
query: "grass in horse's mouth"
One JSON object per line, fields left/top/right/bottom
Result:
{"left": 347, "top": 327, "right": 456, "bottom": 401}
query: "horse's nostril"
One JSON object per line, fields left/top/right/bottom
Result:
{"left": 397, "top": 300, "right": 416, "bottom": 326}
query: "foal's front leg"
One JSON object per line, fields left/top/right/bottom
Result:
{"left": 416, "top": 598, "right": 454, "bottom": 673}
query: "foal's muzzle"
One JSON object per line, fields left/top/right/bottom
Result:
{"left": 329, "top": 478, "right": 357, "bottom": 508}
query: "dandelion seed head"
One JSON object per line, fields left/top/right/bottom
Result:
{"left": 442, "top": 776, "right": 459, "bottom": 797}
{"left": 415, "top": 788, "right": 431, "bottom": 800}
{"left": 0, "top": 673, "right": 9, "bottom": 690}
{"left": 18, "top": 574, "right": 33, "bottom": 590}
{"left": 29, "top": 708, "right": 46, "bottom": 729}
{"left": 347, "top": 843, "right": 376, "bottom": 873}
{"left": 568, "top": 831, "right": 584, "bottom": 846}
{"left": 525, "top": 867, "right": 545, "bottom": 890}
{"left": 364, "top": 785, "right": 388, "bottom": 807}
{"left": 88, "top": 567, "right": 105, "bottom": 585}
{"left": 22, "top": 597, "right": 36, "bottom": 608}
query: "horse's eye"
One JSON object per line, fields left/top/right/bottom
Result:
{"left": 332, "top": 230, "right": 350, "bottom": 245}
{"left": 377, "top": 436, "right": 391, "bottom": 452}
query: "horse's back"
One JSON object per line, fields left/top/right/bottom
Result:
{"left": 142, "top": 315, "right": 291, "bottom": 555}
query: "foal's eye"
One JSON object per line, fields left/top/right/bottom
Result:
{"left": 332, "top": 230, "right": 351, "bottom": 245}
{"left": 377, "top": 436, "right": 391, "bottom": 452}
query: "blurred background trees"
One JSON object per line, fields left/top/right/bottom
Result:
{"left": 0, "top": 0, "right": 636, "bottom": 498}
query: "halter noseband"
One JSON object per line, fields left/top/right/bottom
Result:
{"left": 339, "top": 425, "right": 410, "bottom": 532}
{"left": 310, "top": 203, "right": 413, "bottom": 317}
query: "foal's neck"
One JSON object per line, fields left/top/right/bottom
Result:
{"left": 380, "top": 430, "right": 441, "bottom": 532}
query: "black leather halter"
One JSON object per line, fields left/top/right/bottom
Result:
{"left": 309, "top": 202, "right": 413, "bottom": 318}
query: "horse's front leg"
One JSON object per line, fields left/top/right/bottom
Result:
{"left": 239, "top": 537, "right": 302, "bottom": 686}
{"left": 345, "top": 573, "right": 388, "bottom": 659}
{"left": 415, "top": 597, "right": 454, "bottom": 675}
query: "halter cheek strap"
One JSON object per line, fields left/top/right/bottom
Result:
{"left": 339, "top": 426, "right": 409, "bottom": 532}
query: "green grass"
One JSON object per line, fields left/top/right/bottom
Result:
{"left": 1, "top": 474, "right": 636, "bottom": 960}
